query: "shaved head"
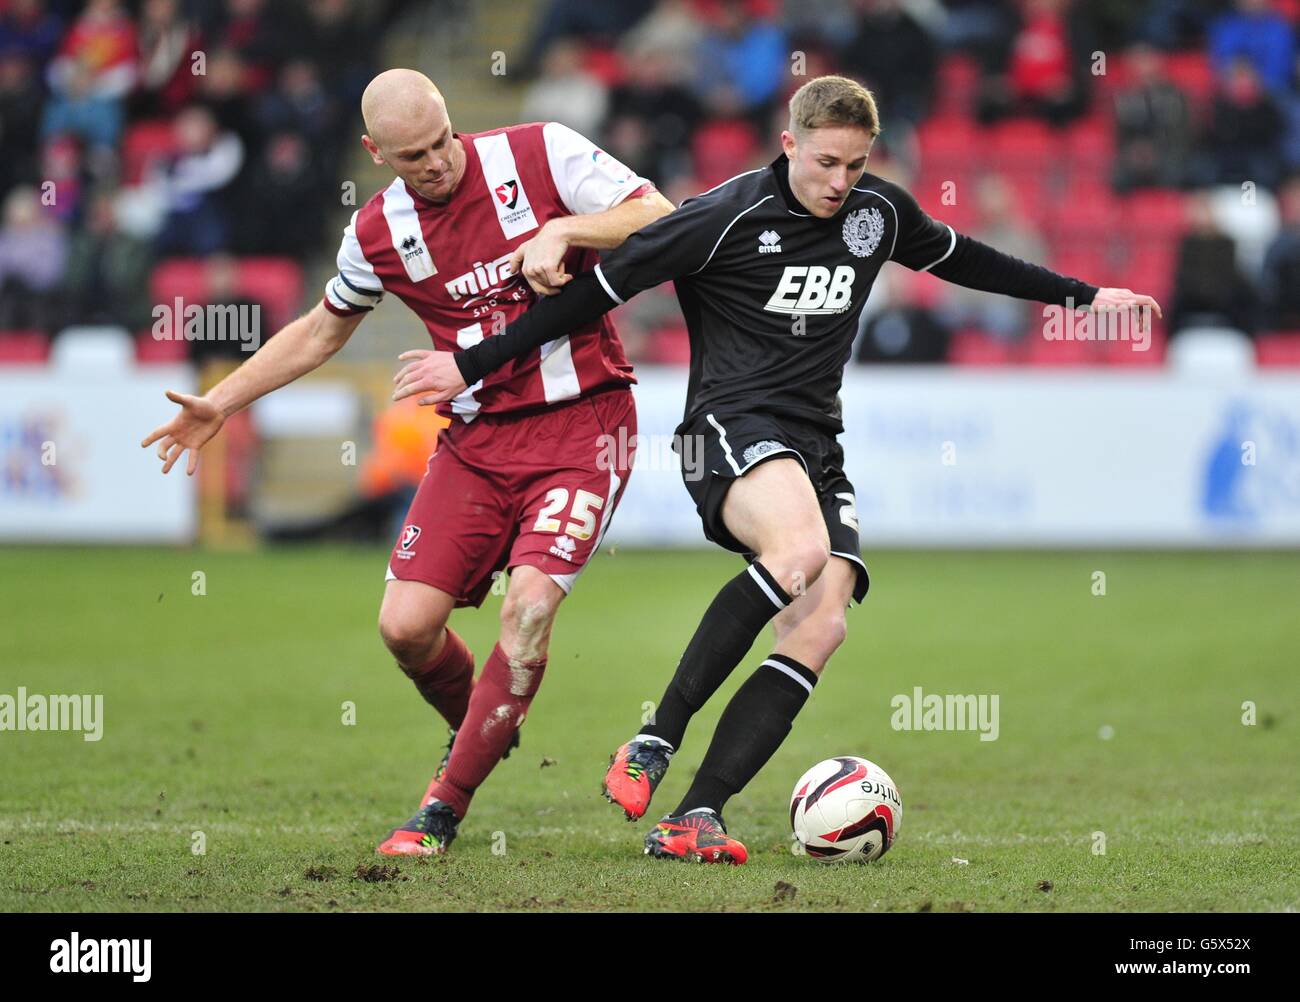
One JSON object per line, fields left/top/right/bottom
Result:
{"left": 361, "top": 68, "right": 445, "bottom": 147}
{"left": 360, "top": 68, "right": 464, "bottom": 203}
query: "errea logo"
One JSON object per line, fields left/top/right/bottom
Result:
{"left": 764, "top": 265, "right": 855, "bottom": 315}
{"left": 758, "top": 230, "right": 782, "bottom": 254}
{"left": 549, "top": 535, "right": 577, "bottom": 561}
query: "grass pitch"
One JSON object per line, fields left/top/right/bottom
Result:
{"left": 0, "top": 545, "right": 1296, "bottom": 912}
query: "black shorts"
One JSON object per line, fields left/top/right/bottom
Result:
{"left": 677, "top": 409, "right": 870, "bottom": 604}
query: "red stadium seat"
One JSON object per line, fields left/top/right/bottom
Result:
{"left": 122, "top": 120, "right": 177, "bottom": 185}
{"left": 134, "top": 330, "right": 189, "bottom": 364}
{"left": 150, "top": 258, "right": 207, "bottom": 307}
{"left": 691, "top": 119, "right": 759, "bottom": 191}
{"left": 1063, "top": 114, "right": 1114, "bottom": 170}
{"left": 646, "top": 324, "right": 691, "bottom": 365}
{"left": 903, "top": 269, "right": 947, "bottom": 310}
{"left": 932, "top": 54, "right": 981, "bottom": 119}
{"left": 1048, "top": 178, "right": 1121, "bottom": 240}
{"left": 1163, "top": 51, "right": 1216, "bottom": 109}
{"left": 985, "top": 119, "right": 1057, "bottom": 174}
{"left": 151, "top": 257, "right": 304, "bottom": 335}
{"left": 1123, "top": 189, "right": 1187, "bottom": 239}
{"left": 583, "top": 45, "right": 625, "bottom": 87}
{"left": 236, "top": 257, "right": 304, "bottom": 333}
{"left": 1022, "top": 332, "right": 1094, "bottom": 366}
{"left": 0, "top": 330, "right": 51, "bottom": 364}
{"left": 947, "top": 329, "right": 1016, "bottom": 366}
{"left": 1255, "top": 332, "right": 1300, "bottom": 367}
{"left": 1100, "top": 321, "right": 1166, "bottom": 366}
{"left": 916, "top": 113, "right": 979, "bottom": 172}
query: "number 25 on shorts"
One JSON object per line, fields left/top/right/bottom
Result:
{"left": 533, "top": 488, "right": 605, "bottom": 540}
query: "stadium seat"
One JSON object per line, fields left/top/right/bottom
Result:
{"left": 49, "top": 326, "right": 135, "bottom": 369}
{"left": 932, "top": 54, "right": 981, "bottom": 119}
{"left": 0, "top": 330, "right": 51, "bottom": 364}
{"left": 1098, "top": 325, "right": 1166, "bottom": 366}
{"left": 947, "top": 329, "right": 1016, "bottom": 366}
{"left": 150, "top": 258, "right": 207, "bottom": 308}
{"left": 691, "top": 120, "right": 759, "bottom": 190}
{"left": 646, "top": 324, "right": 691, "bottom": 365}
{"left": 1166, "top": 326, "right": 1255, "bottom": 375}
{"left": 583, "top": 45, "right": 624, "bottom": 86}
{"left": 1255, "top": 332, "right": 1300, "bottom": 367}
{"left": 903, "top": 269, "right": 947, "bottom": 310}
{"left": 1022, "top": 331, "right": 1094, "bottom": 366}
{"left": 134, "top": 330, "right": 189, "bottom": 364}
{"left": 236, "top": 257, "right": 304, "bottom": 333}
{"left": 151, "top": 257, "right": 304, "bottom": 334}
{"left": 985, "top": 119, "right": 1057, "bottom": 175}
{"left": 1163, "top": 51, "right": 1216, "bottom": 109}
{"left": 121, "top": 120, "right": 177, "bottom": 185}
{"left": 1123, "top": 189, "right": 1187, "bottom": 239}
{"left": 1063, "top": 114, "right": 1114, "bottom": 170}
{"left": 916, "top": 113, "right": 979, "bottom": 172}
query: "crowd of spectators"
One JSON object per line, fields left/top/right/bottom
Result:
{"left": 0, "top": 0, "right": 387, "bottom": 339}
{"left": 521, "top": 0, "right": 1300, "bottom": 364}
{"left": 5, "top": 0, "right": 1300, "bottom": 368}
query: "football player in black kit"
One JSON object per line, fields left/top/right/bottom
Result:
{"left": 393, "top": 75, "right": 1162, "bottom": 864}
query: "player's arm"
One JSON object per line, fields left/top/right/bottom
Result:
{"left": 512, "top": 188, "right": 675, "bottom": 295}
{"left": 888, "top": 183, "right": 1162, "bottom": 324}
{"left": 509, "top": 121, "right": 673, "bottom": 296}
{"left": 141, "top": 302, "right": 365, "bottom": 475}
{"left": 143, "top": 211, "right": 381, "bottom": 475}
{"left": 394, "top": 190, "right": 724, "bottom": 405}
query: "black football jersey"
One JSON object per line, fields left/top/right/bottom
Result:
{"left": 595, "top": 155, "right": 957, "bottom": 433}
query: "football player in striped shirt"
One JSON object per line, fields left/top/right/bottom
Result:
{"left": 142, "top": 69, "right": 674, "bottom": 856}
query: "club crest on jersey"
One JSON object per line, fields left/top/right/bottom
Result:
{"left": 743, "top": 440, "right": 785, "bottom": 465}
{"left": 842, "top": 207, "right": 885, "bottom": 258}
{"left": 475, "top": 132, "right": 539, "bottom": 239}
{"left": 494, "top": 179, "right": 520, "bottom": 209}
{"left": 399, "top": 524, "right": 422, "bottom": 551}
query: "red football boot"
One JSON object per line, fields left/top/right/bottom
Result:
{"left": 602, "top": 738, "right": 672, "bottom": 821}
{"left": 644, "top": 810, "right": 748, "bottom": 864}
{"left": 376, "top": 800, "right": 459, "bottom": 857}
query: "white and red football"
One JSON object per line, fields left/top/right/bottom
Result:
{"left": 790, "top": 756, "right": 902, "bottom": 863}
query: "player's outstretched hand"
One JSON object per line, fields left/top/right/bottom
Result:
{"left": 1088, "top": 288, "right": 1163, "bottom": 332}
{"left": 140, "top": 390, "right": 225, "bottom": 476}
{"left": 507, "top": 222, "right": 571, "bottom": 296}
{"left": 393, "top": 349, "right": 467, "bottom": 406}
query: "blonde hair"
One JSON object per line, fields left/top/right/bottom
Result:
{"left": 788, "top": 75, "right": 881, "bottom": 139}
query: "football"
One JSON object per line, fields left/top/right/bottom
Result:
{"left": 790, "top": 756, "right": 902, "bottom": 863}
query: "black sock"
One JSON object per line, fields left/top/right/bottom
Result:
{"left": 673, "top": 654, "right": 818, "bottom": 818}
{"left": 641, "top": 562, "right": 792, "bottom": 750}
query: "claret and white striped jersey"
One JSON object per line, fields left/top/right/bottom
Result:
{"left": 323, "top": 121, "right": 653, "bottom": 420}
